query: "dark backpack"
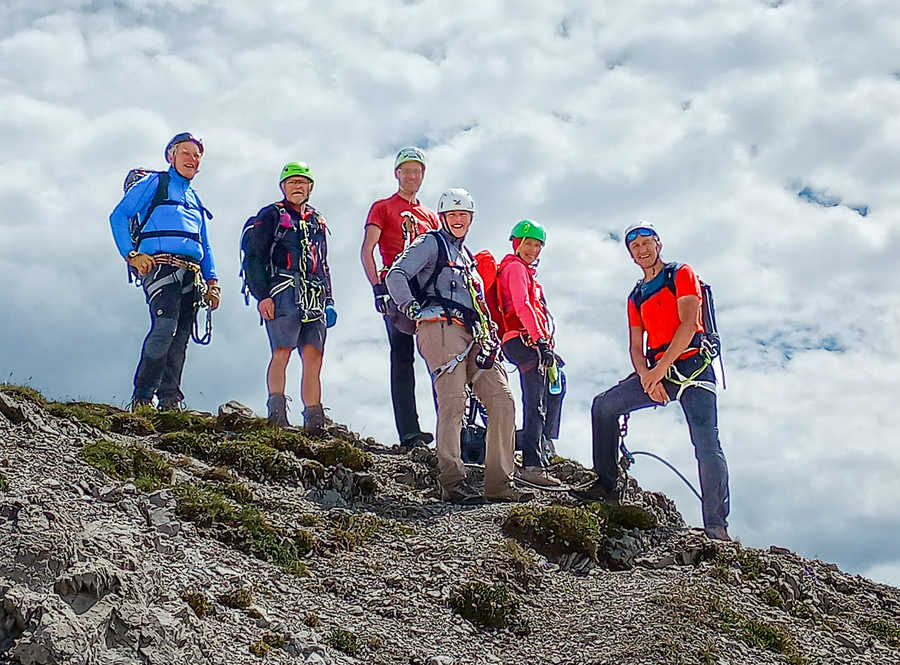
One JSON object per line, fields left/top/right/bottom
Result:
{"left": 123, "top": 169, "right": 210, "bottom": 248}
{"left": 239, "top": 203, "right": 292, "bottom": 305}
{"left": 629, "top": 262, "right": 722, "bottom": 361}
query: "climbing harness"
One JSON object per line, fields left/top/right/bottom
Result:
{"left": 663, "top": 349, "right": 716, "bottom": 401}
{"left": 430, "top": 340, "right": 475, "bottom": 381}
{"left": 616, "top": 413, "right": 702, "bottom": 502}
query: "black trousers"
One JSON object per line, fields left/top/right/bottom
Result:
{"left": 385, "top": 316, "right": 424, "bottom": 441}
{"left": 133, "top": 265, "right": 197, "bottom": 403}
{"left": 503, "top": 337, "right": 565, "bottom": 467}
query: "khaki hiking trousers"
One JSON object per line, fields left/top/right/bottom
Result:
{"left": 416, "top": 319, "right": 516, "bottom": 497}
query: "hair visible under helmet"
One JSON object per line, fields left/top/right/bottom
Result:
{"left": 436, "top": 188, "right": 475, "bottom": 235}
{"left": 165, "top": 132, "right": 204, "bottom": 162}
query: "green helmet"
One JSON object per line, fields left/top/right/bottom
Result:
{"left": 280, "top": 161, "right": 314, "bottom": 185}
{"left": 510, "top": 219, "right": 546, "bottom": 244}
{"left": 394, "top": 146, "right": 426, "bottom": 170}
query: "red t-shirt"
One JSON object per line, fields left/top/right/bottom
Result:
{"left": 365, "top": 193, "right": 439, "bottom": 275}
{"left": 627, "top": 263, "right": 704, "bottom": 360}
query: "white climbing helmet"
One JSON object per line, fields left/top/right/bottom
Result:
{"left": 436, "top": 188, "right": 475, "bottom": 215}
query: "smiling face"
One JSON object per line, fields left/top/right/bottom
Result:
{"left": 168, "top": 141, "right": 203, "bottom": 180}
{"left": 628, "top": 233, "right": 662, "bottom": 269}
{"left": 395, "top": 161, "right": 424, "bottom": 196}
{"left": 281, "top": 175, "right": 313, "bottom": 208}
{"left": 515, "top": 236, "right": 544, "bottom": 264}
{"left": 442, "top": 210, "right": 473, "bottom": 238}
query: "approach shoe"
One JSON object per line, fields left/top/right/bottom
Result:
{"left": 486, "top": 487, "right": 535, "bottom": 503}
{"left": 569, "top": 479, "right": 621, "bottom": 504}
{"left": 705, "top": 526, "right": 732, "bottom": 542}
{"left": 441, "top": 483, "right": 485, "bottom": 505}
{"left": 157, "top": 398, "right": 184, "bottom": 412}
{"left": 398, "top": 431, "right": 434, "bottom": 454}
{"left": 303, "top": 404, "right": 326, "bottom": 437}
{"left": 129, "top": 397, "right": 154, "bottom": 412}
{"left": 517, "top": 465, "right": 562, "bottom": 488}
{"left": 266, "top": 394, "right": 291, "bottom": 428}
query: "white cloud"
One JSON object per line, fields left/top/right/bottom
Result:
{"left": 1, "top": 0, "right": 899, "bottom": 583}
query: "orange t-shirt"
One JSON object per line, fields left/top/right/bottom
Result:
{"left": 627, "top": 263, "right": 704, "bottom": 360}
{"left": 365, "top": 193, "right": 439, "bottom": 276}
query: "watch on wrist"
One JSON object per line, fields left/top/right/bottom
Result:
{"left": 126, "top": 250, "right": 139, "bottom": 261}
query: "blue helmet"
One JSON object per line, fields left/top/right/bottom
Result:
{"left": 165, "top": 132, "right": 204, "bottom": 160}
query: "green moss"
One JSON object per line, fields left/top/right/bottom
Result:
{"left": 590, "top": 502, "right": 657, "bottom": 531}
{"left": 297, "top": 513, "right": 317, "bottom": 527}
{"left": 107, "top": 411, "right": 156, "bottom": 436}
{"left": 181, "top": 590, "right": 211, "bottom": 618}
{"left": 330, "top": 513, "right": 383, "bottom": 551}
{"left": 82, "top": 439, "right": 173, "bottom": 490}
{"left": 218, "top": 587, "right": 253, "bottom": 609}
{"left": 315, "top": 439, "right": 372, "bottom": 471}
{"left": 449, "top": 582, "right": 520, "bottom": 629}
{"left": 201, "top": 466, "right": 234, "bottom": 483}
{"left": 304, "top": 612, "right": 320, "bottom": 628}
{"left": 0, "top": 383, "right": 46, "bottom": 405}
{"left": 861, "top": 618, "right": 900, "bottom": 648}
{"left": 764, "top": 587, "right": 785, "bottom": 608}
{"left": 261, "top": 632, "right": 286, "bottom": 648}
{"left": 249, "top": 640, "right": 269, "bottom": 658}
{"left": 46, "top": 401, "right": 117, "bottom": 431}
{"left": 173, "top": 483, "right": 238, "bottom": 526}
{"left": 0, "top": 470, "right": 9, "bottom": 493}
{"left": 148, "top": 409, "right": 219, "bottom": 434}
{"left": 504, "top": 504, "right": 603, "bottom": 560}
{"left": 240, "top": 429, "right": 315, "bottom": 459}
{"left": 158, "top": 432, "right": 294, "bottom": 481}
{"left": 326, "top": 628, "right": 359, "bottom": 656}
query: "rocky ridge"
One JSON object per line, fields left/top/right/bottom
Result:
{"left": 0, "top": 386, "right": 899, "bottom": 665}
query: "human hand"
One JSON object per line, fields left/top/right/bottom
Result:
{"left": 641, "top": 365, "right": 669, "bottom": 404}
{"left": 373, "top": 283, "right": 390, "bottom": 314}
{"left": 536, "top": 338, "right": 555, "bottom": 368}
{"left": 206, "top": 281, "right": 221, "bottom": 311}
{"left": 127, "top": 252, "right": 155, "bottom": 275}
{"left": 405, "top": 301, "right": 422, "bottom": 321}
{"left": 325, "top": 304, "right": 337, "bottom": 328}
{"left": 258, "top": 297, "right": 276, "bottom": 321}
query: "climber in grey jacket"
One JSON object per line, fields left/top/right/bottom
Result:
{"left": 385, "top": 188, "right": 531, "bottom": 505}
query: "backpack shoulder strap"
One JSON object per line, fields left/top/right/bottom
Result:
{"left": 135, "top": 171, "right": 169, "bottom": 237}
{"left": 417, "top": 231, "right": 449, "bottom": 295}
{"left": 663, "top": 262, "right": 681, "bottom": 297}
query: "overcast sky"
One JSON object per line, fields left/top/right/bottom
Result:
{"left": 1, "top": 0, "right": 899, "bottom": 585}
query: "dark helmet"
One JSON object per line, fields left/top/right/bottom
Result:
{"left": 165, "top": 132, "right": 204, "bottom": 160}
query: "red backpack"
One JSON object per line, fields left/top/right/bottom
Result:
{"left": 473, "top": 250, "right": 507, "bottom": 338}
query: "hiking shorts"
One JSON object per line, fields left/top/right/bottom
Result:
{"left": 265, "top": 287, "right": 326, "bottom": 352}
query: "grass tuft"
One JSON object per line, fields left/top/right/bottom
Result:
{"left": 248, "top": 640, "right": 268, "bottom": 658}
{"left": 448, "top": 582, "right": 520, "bottom": 629}
{"left": 181, "top": 590, "right": 212, "bottom": 617}
{"left": 504, "top": 504, "right": 602, "bottom": 560}
{"left": 82, "top": 439, "right": 173, "bottom": 490}
{"left": 218, "top": 587, "right": 253, "bottom": 609}
{"left": 304, "top": 612, "right": 320, "bottom": 628}
{"left": 764, "top": 587, "right": 785, "bottom": 608}
{"left": 315, "top": 439, "right": 372, "bottom": 471}
{"left": 861, "top": 617, "right": 900, "bottom": 648}
{"left": 330, "top": 512, "right": 383, "bottom": 551}
{"left": 0, "top": 383, "right": 46, "bottom": 405}
{"left": 0, "top": 471, "right": 9, "bottom": 493}
{"left": 326, "top": 628, "right": 359, "bottom": 656}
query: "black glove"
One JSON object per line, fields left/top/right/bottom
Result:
{"left": 536, "top": 338, "right": 555, "bottom": 368}
{"left": 373, "top": 283, "right": 390, "bottom": 314}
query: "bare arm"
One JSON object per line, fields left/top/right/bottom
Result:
{"left": 640, "top": 294, "right": 701, "bottom": 402}
{"left": 361, "top": 225, "right": 383, "bottom": 286}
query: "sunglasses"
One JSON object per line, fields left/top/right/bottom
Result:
{"left": 625, "top": 228, "right": 657, "bottom": 244}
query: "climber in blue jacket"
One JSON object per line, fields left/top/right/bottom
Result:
{"left": 109, "top": 132, "right": 220, "bottom": 410}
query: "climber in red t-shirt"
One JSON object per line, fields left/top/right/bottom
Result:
{"left": 572, "top": 222, "right": 731, "bottom": 541}
{"left": 360, "top": 147, "right": 440, "bottom": 450}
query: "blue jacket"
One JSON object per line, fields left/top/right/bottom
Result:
{"left": 109, "top": 167, "right": 217, "bottom": 280}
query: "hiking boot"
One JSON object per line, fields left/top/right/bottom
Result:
{"left": 705, "top": 526, "right": 732, "bottom": 542}
{"left": 539, "top": 436, "right": 557, "bottom": 466}
{"left": 569, "top": 479, "right": 621, "bottom": 504}
{"left": 303, "top": 404, "right": 326, "bottom": 437}
{"left": 266, "top": 394, "right": 291, "bottom": 428}
{"left": 157, "top": 397, "right": 183, "bottom": 411}
{"left": 129, "top": 397, "right": 154, "bottom": 412}
{"left": 486, "top": 487, "right": 535, "bottom": 503}
{"left": 517, "top": 465, "right": 562, "bottom": 488}
{"left": 398, "top": 431, "right": 434, "bottom": 454}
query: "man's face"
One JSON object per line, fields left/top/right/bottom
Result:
{"left": 628, "top": 234, "right": 661, "bottom": 268}
{"left": 516, "top": 237, "right": 543, "bottom": 264}
{"left": 281, "top": 176, "right": 313, "bottom": 207}
{"left": 443, "top": 210, "right": 472, "bottom": 238}
{"left": 169, "top": 141, "right": 202, "bottom": 180}
{"left": 395, "top": 161, "right": 424, "bottom": 195}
